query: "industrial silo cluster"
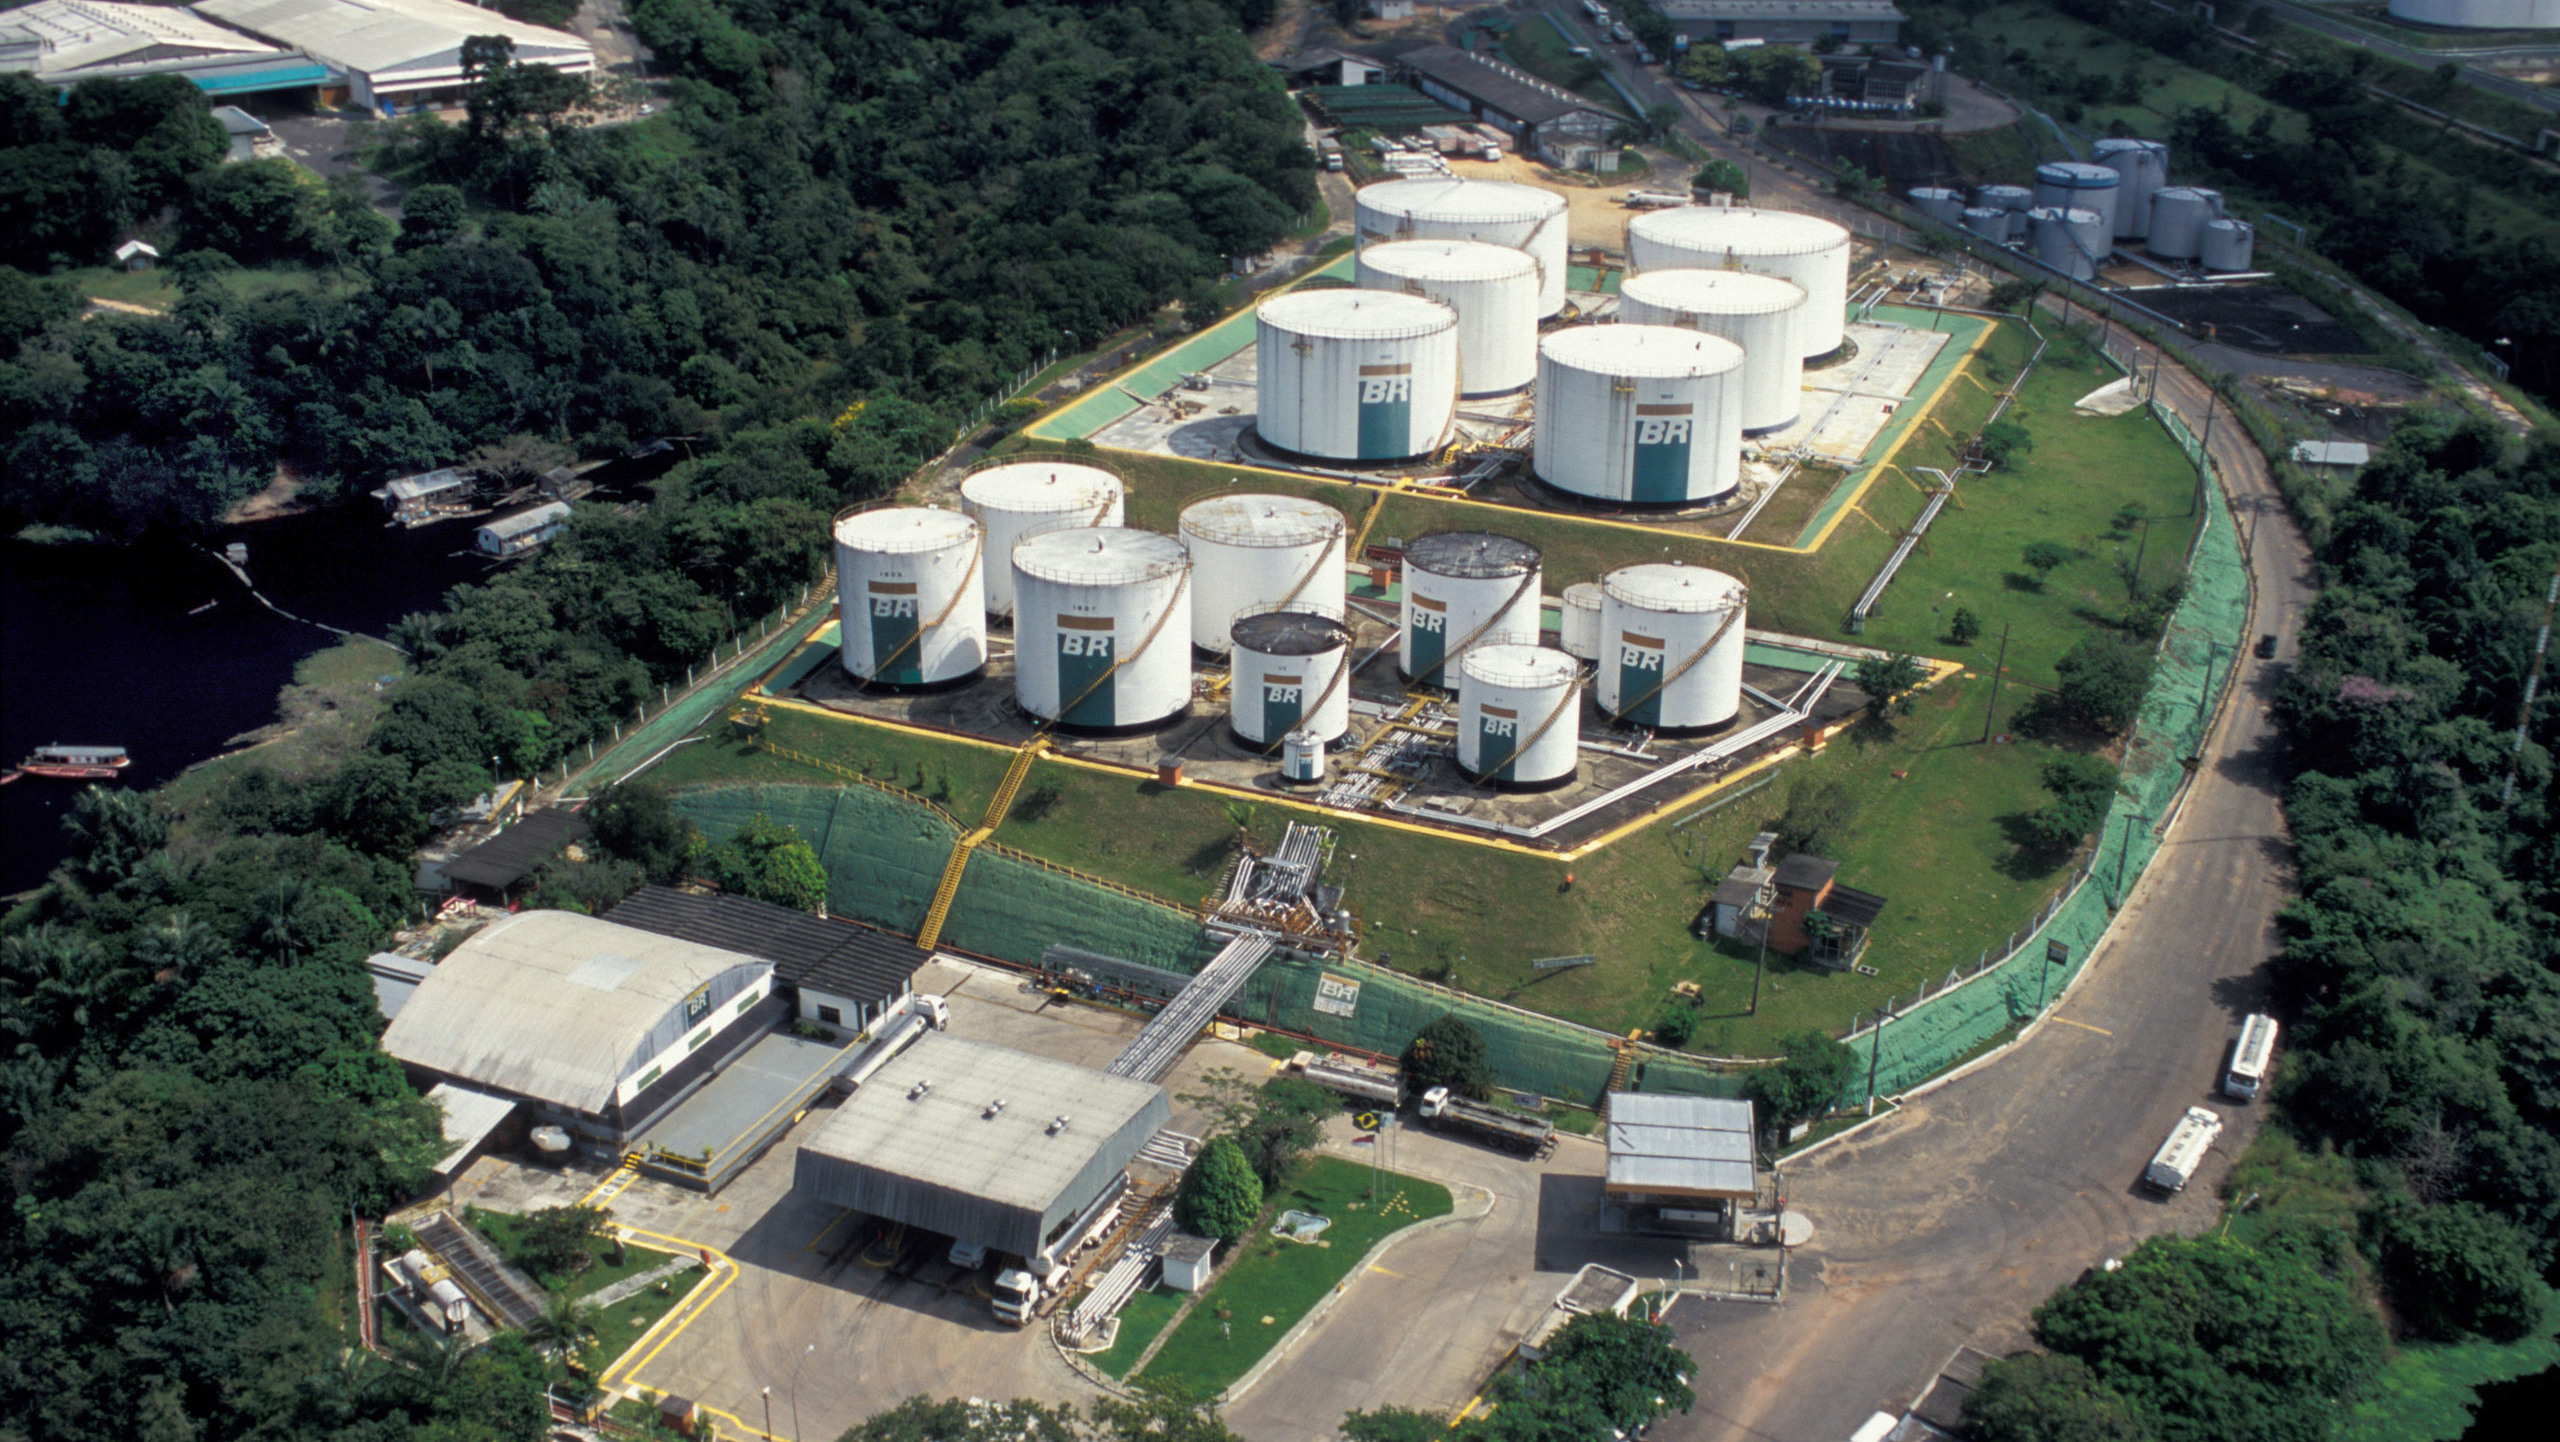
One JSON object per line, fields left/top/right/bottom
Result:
{"left": 1933, "top": 141, "right": 2255, "bottom": 275}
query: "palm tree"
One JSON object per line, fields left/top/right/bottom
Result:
{"left": 525, "top": 1291, "right": 600, "bottom": 1362}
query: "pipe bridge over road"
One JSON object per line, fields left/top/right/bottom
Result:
{"left": 1105, "top": 931, "right": 1277, "bottom": 1084}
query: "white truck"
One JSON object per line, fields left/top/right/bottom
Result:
{"left": 2143, "top": 1106, "right": 2224, "bottom": 1192}
{"left": 993, "top": 1266, "right": 1042, "bottom": 1324}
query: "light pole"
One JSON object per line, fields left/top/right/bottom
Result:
{"left": 489, "top": 754, "right": 501, "bottom": 796}
{"left": 2111, "top": 811, "right": 2153, "bottom": 909}
{"left": 1865, "top": 1004, "right": 1888, "bottom": 1115}
{"left": 762, "top": 1387, "right": 773, "bottom": 1442}
{"left": 1981, "top": 622, "right": 2011, "bottom": 744}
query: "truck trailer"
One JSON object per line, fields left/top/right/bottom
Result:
{"left": 2143, "top": 1106, "right": 2224, "bottom": 1192}
{"left": 1418, "top": 1085, "right": 1555, "bottom": 1157}
{"left": 1294, "top": 1051, "right": 1405, "bottom": 1108}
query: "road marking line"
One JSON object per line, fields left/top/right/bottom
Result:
{"left": 805, "top": 1207, "right": 853, "bottom": 1253}
{"left": 2051, "top": 1016, "right": 2113, "bottom": 1036}
{"left": 1369, "top": 1264, "right": 1405, "bottom": 1279}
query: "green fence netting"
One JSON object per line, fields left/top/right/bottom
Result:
{"left": 585, "top": 598, "right": 837, "bottom": 788}
{"left": 1835, "top": 429, "right": 2252, "bottom": 1103}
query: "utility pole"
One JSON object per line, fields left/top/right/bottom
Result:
{"left": 1865, "top": 1005, "right": 1888, "bottom": 1115}
{"left": 1982, "top": 623, "right": 2011, "bottom": 744}
{"left": 1749, "top": 926, "right": 1768, "bottom": 1015}
{"left": 2111, "top": 812, "right": 2152, "bottom": 909}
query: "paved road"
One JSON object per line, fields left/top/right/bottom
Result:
{"left": 1527, "top": 31, "right": 2324, "bottom": 1439}
{"left": 2256, "top": 0, "right": 2560, "bottom": 115}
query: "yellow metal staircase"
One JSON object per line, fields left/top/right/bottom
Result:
{"left": 1601, "top": 1034, "right": 1639, "bottom": 1114}
{"left": 914, "top": 737, "right": 1048, "bottom": 950}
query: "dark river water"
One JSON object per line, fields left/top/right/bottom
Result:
{"left": 0, "top": 504, "right": 494, "bottom": 893}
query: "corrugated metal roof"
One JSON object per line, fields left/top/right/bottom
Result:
{"left": 1821, "top": 884, "right": 1888, "bottom": 929}
{"left": 0, "top": 1, "right": 280, "bottom": 78}
{"left": 381, "top": 911, "right": 770, "bottom": 1114}
{"left": 426, "top": 1079, "right": 516, "bottom": 1173}
{"left": 476, "top": 501, "right": 572, "bottom": 542}
{"left": 2290, "top": 440, "right": 2370, "bottom": 467}
{"left": 795, "top": 1034, "right": 1169, "bottom": 1257}
{"left": 190, "top": 0, "right": 590, "bottom": 76}
{"left": 1396, "top": 44, "right": 1614, "bottom": 129}
{"left": 440, "top": 806, "right": 588, "bottom": 889}
{"left": 604, "top": 886, "right": 923, "bottom": 1009}
{"left": 1605, "top": 1092, "right": 1758, "bottom": 1199}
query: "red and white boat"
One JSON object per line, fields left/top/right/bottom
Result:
{"left": 14, "top": 745, "right": 133, "bottom": 780}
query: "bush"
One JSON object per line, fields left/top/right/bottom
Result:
{"left": 1173, "top": 1136, "right": 1263, "bottom": 1243}
{"left": 2371, "top": 1201, "right": 2541, "bottom": 1342}
{"left": 2022, "top": 755, "right": 2121, "bottom": 858}
{"left": 2053, "top": 635, "right": 2154, "bottom": 734}
{"left": 1743, "top": 1032, "right": 1857, "bottom": 1141}
{"left": 1774, "top": 777, "right": 1859, "bottom": 859}
{"left": 1402, "top": 1014, "right": 1494, "bottom": 1102}
{"left": 1963, "top": 1353, "right": 2153, "bottom": 1442}
{"left": 1652, "top": 1005, "right": 1698, "bottom": 1049}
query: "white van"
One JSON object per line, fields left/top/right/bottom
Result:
{"left": 2224, "top": 1013, "right": 2278, "bottom": 1100}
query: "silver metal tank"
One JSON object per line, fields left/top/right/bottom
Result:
{"left": 1457, "top": 644, "right": 1582, "bottom": 789}
{"left": 1356, "top": 239, "right": 1542, "bottom": 395}
{"left": 1280, "top": 730, "right": 1325, "bottom": 784}
{"left": 2200, "top": 218, "right": 2257, "bottom": 272}
{"left": 2029, "top": 206, "right": 2107, "bottom": 281}
{"left": 1560, "top": 582, "right": 1604, "bottom": 662}
{"left": 1974, "top": 184, "right": 2035, "bottom": 215}
{"left": 1355, "top": 177, "right": 1573, "bottom": 317}
{"left": 1595, "top": 563, "right": 1747, "bottom": 733}
{"left": 833, "top": 507, "right": 987, "bottom": 688}
{"left": 2147, "top": 187, "right": 2222, "bottom": 260}
{"left": 1962, "top": 206, "right": 2015, "bottom": 244}
{"left": 1011, "top": 528, "right": 1193, "bottom": 732}
{"left": 1534, "top": 325, "right": 1747, "bottom": 505}
{"left": 2033, "top": 161, "right": 2122, "bottom": 239}
{"left": 1400, "top": 530, "right": 1543, "bottom": 685}
{"left": 1255, "top": 288, "right": 1461, "bottom": 462}
{"left": 2092, "top": 138, "right": 2169, "bottom": 239}
{"left": 1908, "top": 186, "right": 1968, "bottom": 227}
{"left": 1228, "top": 608, "right": 1353, "bottom": 747}
{"left": 1614, "top": 269, "right": 1808, "bottom": 435}
{"left": 1177, "top": 493, "right": 1347, "bottom": 656}
{"left": 958, "top": 459, "right": 1125, "bottom": 618}
{"left": 1624, "top": 207, "right": 1854, "bottom": 358}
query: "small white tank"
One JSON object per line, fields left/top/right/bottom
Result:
{"left": 1596, "top": 563, "right": 1747, "bottom": 733}
{"left": 2200, "top": 218, "right": 2257, "bottom": 272}
{"left": 1535, "top": 325, "right": 1746, "bottom": 506}
{"left": 1355, "top": 177, "right": 1573, "bottom": 316}
{"left": 958, "top": 460, "right": 1125, "bottom": 618}
{"left": 1011, "top": 528, "right": 1193, "bottom": 731}
{"left": 1256, "top": 289, "right": 1460, "bottom": 462}
{"left": 1974, "top": 184, "right": 2035, "bottom": 214}
{"left": 2092, "top": 138, "right": 2169, "bottom": 239}
{"left": 1281, "top": 730, "right": 1325, "bottom": 785}
{"left": 1616, "top": 269, "right": 1808, "bottom": 435}
{"left": 1178, "top": 493, "right": 1347, "bottom": 655}
{"left": 1625, "top": 207, "right": 1853, "bottom": 358}
{"left": 833, "top": 507, "right": 987, "bottom": 687}
{"left": 1457, "top": 644, "right": 1582, "bottom": 789}
{"left": 1961, "top": 206, "right": 2015, "bottom": 244}
{"left": 1400, "top": 530, "right": 1543, "bottom": 684}
{"left": 1908, "top": 187, "right": 1968, "bottom": 226}
{"left": 1228, "top": 608, "right": 1353, "bottom": 747}
{"left": 2147, "top": 187, "right": 2222, "bottom": 260}
{"left": 2033, "top": 161, "right": 2122, "bottom": 239}
{"left": 1356, "top": 239, "right": 1542, "bottom": 396}
{"left": 1560, "top": 582, "right": 1605, "bottom": 662}
{"left": 2029, "top": 206, "right": 2106, "bottom": 281}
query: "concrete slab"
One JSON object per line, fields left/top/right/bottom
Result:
{"left": 641, "top": 1029, "right": 849, "bottom": 1168}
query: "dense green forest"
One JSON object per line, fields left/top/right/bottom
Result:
{"left": 1968, "top": 416, "right": 2560, "bottom": 1439}
{"left": 1904, "top": 0, "right": 2560, "bottom": 404}
{"left": 0, "top": 2, "right": 1308, "bottom": 1436}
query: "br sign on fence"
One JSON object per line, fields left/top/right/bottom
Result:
{"left": 1314, "top": 971, "right": 1362, "bottom": 1018}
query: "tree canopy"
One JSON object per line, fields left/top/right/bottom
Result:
{"left": 1403, "top": 1013, "right": 1495, "bottom": 1101}
{"left": 1173, "top": 1135, "right": 1262, "bottom": 1242}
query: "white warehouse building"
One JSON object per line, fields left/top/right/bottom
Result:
{"left": 190, "top": 0, "right": 593, "bottom": 110}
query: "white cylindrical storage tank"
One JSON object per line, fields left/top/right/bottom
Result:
{"left": 1535, "top": 325, "right": 1746, "bottom": 505}
{"left": 2029, "top": 207, "right": 2104, "bottom": 281}
{"left": 1280, "top": 730, "right": 1325, "bottom": 784}
{"left": 1178, "top": 493, "right": 1347, "bottom": 655}
{"left": 1011, "top": 528, "right": 1193, "bottom": 732}
{"left": 2147, "top": 187, "right": 2221, "bottom": 260}
{"left": 1907, "top": 187, "right": 1968, "bottom": 227}
{"left": 1255, "top": 289, "right": 1459, "bottom": 462}
{"left": 2200, "top": 218, "right": 2257, "bottom": 273}
{"left": 1596, "top": 563, "right": 1747, "bottom": 733}
{"left": 1617, "top": 269, "right": 1808, "bottom": 435}
{"left": 959, "top": 461, "right": 1124, "bottom": 618}
{"left": 1457, "top": 644, "right": 1582, "bottom": 789}
{"left": 1356, "top": 239, "right": 1541, "bottom": 396}
{"left": 2389, "top": 0, "right": 2560, "bottom": 28}
{"left": 833, "top": 507, "right": 987, "bottom": 687}
{"left": 1400, "top": 530, "right": 1542, "bottom": 684}
{"left": 1961, "top": 206, "right": 2013, "bottom": 244}
{"left": 1975, "top": 184, "right": 2035, "bottom": 215}
{"left": 2033, "top": 161, "right": 2121, "bottom": 239}
{"left": 1560, "top": 582, "right": 1604, "bottom": 662}
{"left": 1228, "top": 609, "right": 1352, "bottom": 747}
{"left": 1625, "top": 207, "right": 1852, "bottom": 359}
{"left": 2092, "top": 138, "right": 2169, "bottom": 239}
{"left": 1354, "top": 177, "right": 1573, "bottom": 317}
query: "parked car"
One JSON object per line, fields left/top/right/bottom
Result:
{"left": 2255, "top": 634, "right": 2277, "bottom": 658}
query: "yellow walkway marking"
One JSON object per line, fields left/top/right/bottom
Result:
{"left": 1369, "top": 1264, "right": 1406, "bottom": 1280}
{"left": 600, "top": 1226, "right": 737, "bottom": 1392}
{"left": 2051, "top": 1015, "right": 2113, "bottom": 1037}
{"left": 578, "top": 1162, "right": 640, "bottom": 1210}
{"left": 805, "top": 1208, "right": 854, "bottom": 1253}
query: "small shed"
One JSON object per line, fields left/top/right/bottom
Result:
{"left": 1159, "top": 1232, "right": 1216, "bottom": 1293}
{"left": 439, "top": 806, "right": 591, "bottom": 902}
{"left": 211, "top": 105, "right": 278, "bottom": 161}
{"left": 113, "top": 239, "right": 159, "bottom": 271}
{"left": 374, "top": 467, "right": 471, "bottom": 523}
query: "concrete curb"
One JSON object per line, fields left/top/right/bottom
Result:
{"left": 1218, "top": 1177, "right": 1497, "bottom": 1406}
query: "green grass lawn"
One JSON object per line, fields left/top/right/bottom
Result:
{"left": 1089, "top": 1286, "right": 1187, "bottom": 1378}
{"left": 67, "top": 263, "right": 367, "bottom": 311}
{"left": 586, "top": 1266, "right": 707, "bottom": 1379}
{"left": 1138, "top": 1158, "right": 1453, "bottom": 1396}
{"left": 469, "top": 1209, "right": 676, "bottom": 1300}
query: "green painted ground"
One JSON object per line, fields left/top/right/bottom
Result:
{"left": 1137, "top": 1158, "right": 1453, "bottom": 1397}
